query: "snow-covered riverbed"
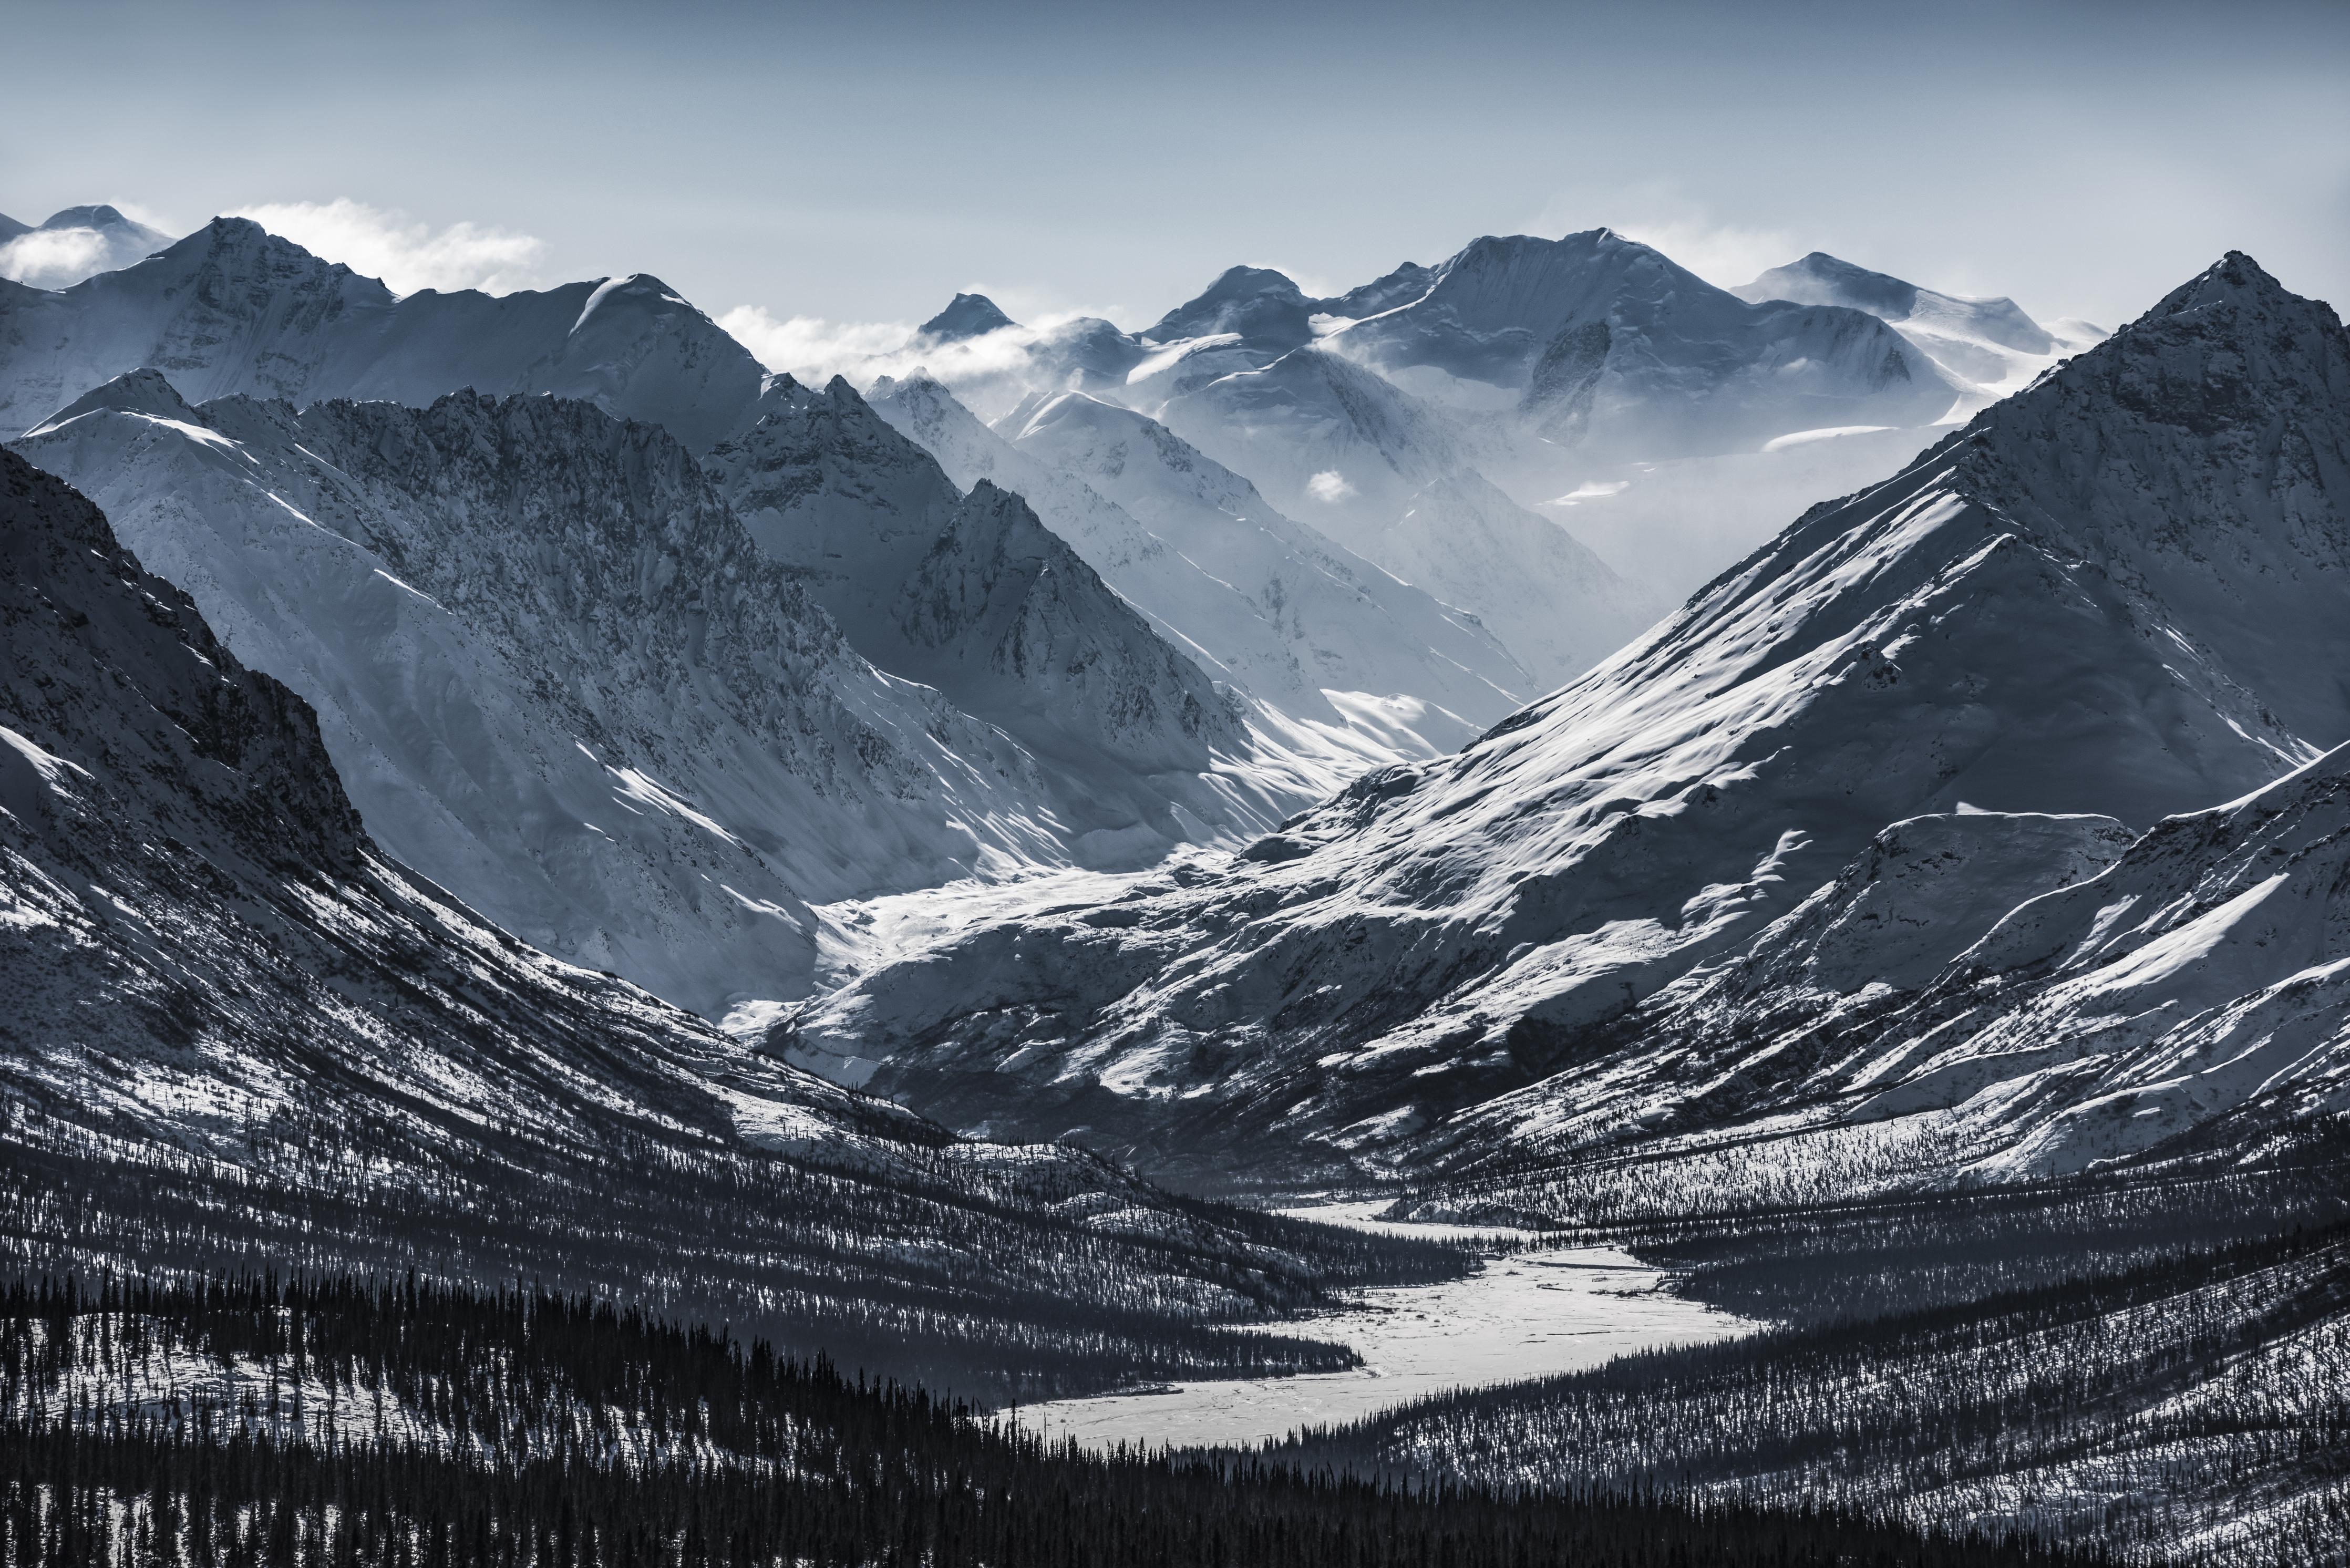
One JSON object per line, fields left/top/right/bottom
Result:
{"left": 1018, "top": 1202, "right": 1755, "bottom": 1452}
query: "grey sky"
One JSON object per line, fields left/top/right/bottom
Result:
{"left": 4, "top": 0, "right": 2345, "bottom": 335}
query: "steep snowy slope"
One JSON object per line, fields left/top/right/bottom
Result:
{"left": 1734, "top": 252, "right": 2105, "bottom": 395}
{"left": 0, "top": 218, "right": 764, "bottom": 448}
{"left": 0, "top": 438, "right": 912, "bottom": 1163}
{"left": 16, "top": 376, "right": 1073, "bottom": 1016}
{"left": 872, "top": 373, "right": 1528, "bottom": 757}
{"left": 1321, "top": 231, "right": 1961, "bottom": 450}
{"left": 782, "top": 253, "right": 2350, "bottom": 1190}
{"left": 0, "top": 203, "right": 176, "bottom": 289}
{"left": 1157, "top": 347, "right": 1656, "bottom": 685}
{"left": 0, "top": 444, "right": 1444, "bottom": 1394}
{"left": 705, "top": 374, "right": 1283, "bottom": 860}
{"left": 1826, "top": 745, "right": 2350, "bottom": 1181}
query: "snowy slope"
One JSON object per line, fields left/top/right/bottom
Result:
{"left": 15, "top": 375, "right": 1082, "bottom": 1016}
{"left": 0, "top": 440, "right": 919, "bottom": 1165}
{"left": 1734, "top": 252, "right": 2106, "bottom": 395}
{"left": 871, "top": 373, "right": 1528, "bottom": 757}
{"left": 0, "top": 444, "right": 1421, "bottom": 1378}
{"left": 0, "top": 203, "right": 175, "bottom": 289}
{"left": 704, "top": 374, "right": 1289, "bottom": 862}
{"left": 1156, "top": 347, "right": 1657, "bottom": 685}
{"left": 1853, "top": 744, "right": 2350, "bottom": 1179}
{"left": 781, "top": 253, "right": 2350, "bottom": 1191}
{"left": 0, "top": 218, "right": 764, "bottom": 448}
{"left": 1320, "top": 230, "right": 1962, "bottom": 451}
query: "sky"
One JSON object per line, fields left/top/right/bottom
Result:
{"left": 4, "top": 0, "right": 2346, "bottom": 350}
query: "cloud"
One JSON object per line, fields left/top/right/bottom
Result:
{"left": 0, "top": 229, "right": 117, "bottom": 289}
{"left": 1305, "top": 470, "right": 1358, "bottom": 503}
{"left": 1610, "top": 215, "right": 1799, "bottom": 288}
{"left": 718, "top": 301, "right": 1126, "bottom": 423}
{"left": 231, "top": 199, "right": 547, "bottom": 295}
{"left": 717, "top": 306, "right": 918, "bottom": 382}
{"left": 1533, "top": 185, "right": 1800, "bottom": 289}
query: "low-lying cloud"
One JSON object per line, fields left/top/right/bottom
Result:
{"left": 0, "top": 229, "right": 118, "bottom": 290}
{"left": 231, "top": 199, "right": 547, "bottom": 296}
{"left": 719, "top": 302, "right": 1122, "bottom": 422}
{"left": 716, "top": 306, "right": 919, "bottom": 385}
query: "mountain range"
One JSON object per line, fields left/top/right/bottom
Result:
{"left": 784, "top": 253, "right": 2350, "bottom": 1201}
{"left": 4, "top": 190, "right": 2345, "bottom": 1565}
{"left": 0, "top": 437, "right": 1454, "bottom": 1397}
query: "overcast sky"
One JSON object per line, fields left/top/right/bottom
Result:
{"left": 5, "top": 0, "right": 2345, "bottom": 341}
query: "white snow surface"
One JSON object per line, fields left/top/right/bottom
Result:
{"left": 1021, "top": 1208, "right": 1748, "bottom": 1452}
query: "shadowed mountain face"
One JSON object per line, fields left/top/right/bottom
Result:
{"left": 781, "top": 254, "right": 2350, "bottom": 1195}
{"left": 705, "top": 374, "right": 1292, "bottom": 863}
{"left": 920, "top": 292, "right": 1018, "bottom": 341}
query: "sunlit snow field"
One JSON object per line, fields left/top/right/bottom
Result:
{"left": 1018, "top": 1202, "right": 1756, "bottom": 1452}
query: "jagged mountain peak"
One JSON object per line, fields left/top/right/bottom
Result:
{"left": 1314, "top": 226, "right": 1958, "bottom": 455}
{"left": 919, "top": 292, "right": 1017, "bottom": 341}
{"left": 1149, "top": 265, "right": 1314, "bottom": 346}
{"left": 2146, "top": 248, "right": 2312, "bottom": 324}
{"left": 28, "top": 366, "right": 202, "bottom": 432}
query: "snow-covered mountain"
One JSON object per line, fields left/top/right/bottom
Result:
{"left": 0, "top": 217, "right": 765, "bottom": 448}
{"left": 0, "top": 438, "right": 913, "bottom": 1163}
{"left": 1154, "top": 346, "right": 1658, "bottom": 685}
{"left": 1734, "top": 252, "right": 2106, "bottom": 395}
{"left": 15, "top": 374, "right": 1088, "bottom": 1016}
{"left": 703, "top": 373, "right": 1295, "bottom": 859}
{"left": 917, "top": 292, "right": 1018, "bottom": 342}
{"left": 1317, "top": 231, "right": 1963, "bottom": 450}
{"left": 0, "top": 203, "right": 175, "bottom": 290}
{"left": 779, "top": 253, "right": 2350, "bottom": 1194}
{"left": 869, "top": 372, "right": 1530, "bottom": 760}
{"left": 0, "top": 441, "right": 1423, "bottom": 1383}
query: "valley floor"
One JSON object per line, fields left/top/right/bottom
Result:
{"left": 1020, "top": 1202, "right": 1754, "bottom": 1450}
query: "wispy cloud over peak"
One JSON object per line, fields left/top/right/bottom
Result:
{"left": 231, "top": 199, "right": 547, "bottom": 296}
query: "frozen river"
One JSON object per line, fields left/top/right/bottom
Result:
{"left": 1018, "top": 1201, "right": 1756, "bottom": 1452}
